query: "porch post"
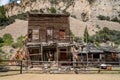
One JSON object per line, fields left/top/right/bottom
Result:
{"left": 56, "top": 43, "right": 59, "bottom": 65}
{"left": 92, "top": 53, "right": 93, "bottom": 61}
{"left": 100, "top": 53, "right": 102, "bottom": 60}
{"left": 86, "top": 53, "right": 88, "bottom": 66}
{"left": 41, "top": 43, "right": 43, "bottom": 62}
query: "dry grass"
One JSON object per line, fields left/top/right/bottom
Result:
{"left": 0, "top": 74, "right": 120, "bottom": 80}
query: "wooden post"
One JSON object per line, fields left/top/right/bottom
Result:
{"left": 72, "top": 46, "right": 75, "bottom": 68}
{"left": 86, "top": 45, "right": 89, "bottom": 66}
{"left": 98, "top": 61, "right": 101, "bottom": 73}
{"left": 92, "top": 54, "right": 93, "bottom": 61}
{"left": 20, "top": 60, "right": 23, "bottom": 74}
{"left": 41, "top": 43, "right": 43, "bottom": 61}
{"left": 56, "top": 43, "right": 59, "bottom": 66}
{"left": 86, "top": 53, "right": 88, "bottom": 66}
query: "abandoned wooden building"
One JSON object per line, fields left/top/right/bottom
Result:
{"left": 10, "top": 13, "right": 120, "bottom": 67}
{"left": 26, "top": 13, "right": 73, "bottom": 62}
{"left": 78, "top": 44, "right": 119, "bottom": 62}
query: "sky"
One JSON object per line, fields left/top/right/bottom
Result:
{"left": 0, "top": 0, "right": 21, "bottom": 6}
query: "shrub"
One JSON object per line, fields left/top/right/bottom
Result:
{"left": 50, "top": 7, "right": 57, "bottom": 13}
{"left": 12, "top": 35, "right": 25, "bottom": 48}
{"left": 0, "top": 6, "right": 15, "bottom": 28}
{"left": 74, "top": 37, "right": 82, "bottom": 43}
{"left": 90, "top": 27, "right": 120, "bottom": 44}
{"left": 11, "top": 12, "right": 28, "bottom": 20}
{"left": 0, "top": 37, "right": 4, "bottom": 47}
{"left": 16, "top": 36, "right": 24, "bottom": 48}
{"left": 111, "top": 17, "right": 120, "bottom": 23}
{"left": 87, "top": 0, "right": 95, "bottom": 4}
{"left": 3, "top": 34, "right": 14, "bottom": 46}
{"left": 97, "top": 15, "right": 110, "bottom": 21}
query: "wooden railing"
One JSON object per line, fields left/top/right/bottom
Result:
{"left": 0, "top": 60, "right": 120, "bottom": 74}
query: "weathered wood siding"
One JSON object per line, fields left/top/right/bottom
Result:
{"left": 28, "top": 13, "right": 70, "bottom": 42}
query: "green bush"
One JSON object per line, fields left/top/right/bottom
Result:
{"left": 90, "top": 27, "right": 120, "bottom": 44}
{"left": 74, "top": 37, "right": 82, "bottom": 43}
{"left": 0, "top": 6, "right": 15, "bottom": 28}
{"left": 50, "top": 0, "right": 59, "bottom": 5}
{"left": 3, "top": 34, "right": 14, "bottom": 46}
{"left": 12, "top": 43, "right": 19, "bottom": 48}
{"left": 11, "top": 12, "right": 28, "bottom": 21}
{"left": 111, "top": 17, "right": 120, "bottom": 23}
{"left": 50, "top": 7, "right": 57, "bottom": 13}
{"left": 97, "top": 15, "right": 110, "bottom": 21}
{"left": 97, "top": 15, "right": 120, "bottom": 23}
{"left": 87, "top": 0, "right": 95, "bottom": 4}
{"left": 0, "top": 37, "right": 4, "bottom": 47}
{"left": 12, "top": 36, "right": 25, "bottom": 48}
{"left": 16, "top": 36, "right": 24, "bottom": 48}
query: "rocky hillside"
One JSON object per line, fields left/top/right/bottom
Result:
{"left": 4, "top": 0, "right": 120, "bottom": 20}
{"left": 0, "top": 19, "right": 28, "bottom": 41}
{"left": 0, "top": 17, "right": 120, "bottom": 41}
{"left": 0, "top": 0, "right": 120, "bottom": 41}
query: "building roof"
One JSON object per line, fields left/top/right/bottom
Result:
{"left": 79, "top": 44, "right": 104, "bottom": 54}
{"left": 29, "top": 12, "right": 70, "bottom": 17}
{"left": 26, "top": 42, "right": 72, "bottom": 47}
{"left": 78, "top": 44, "right": 119, "bottom": 54}
{"left": 101, "top": 46, "right": 119, "bottom": 53}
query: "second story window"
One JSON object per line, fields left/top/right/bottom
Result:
{"left": 28, "top": 29, "right": 32, "bottom": 42}
{"left": 32, "top": 29, "right": 39, "bottom": 42}
{"left": 59, "top": 30, "right": 65, "bottom": 39}
{"left": 47, "top": 28, "right": 53, "bottom": 40}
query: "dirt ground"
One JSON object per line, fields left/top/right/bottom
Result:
{"left": 0, "top": 74, "right": 120, "bottom": 80}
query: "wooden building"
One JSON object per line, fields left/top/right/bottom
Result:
{"left": 26, "top": 13, "right": 72, "bottom": 62}
{"left": 78, "top": 44, "right": 104, "bottom": 62}
{"left": 101, "top": 46, "right": 119, "bottom": 62}
{"left": 78, "top": 44, "right": 119, "bottom": 62}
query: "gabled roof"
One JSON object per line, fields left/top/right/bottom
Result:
{"left": 79, "top": 44, "right": 103, "bottom": 54}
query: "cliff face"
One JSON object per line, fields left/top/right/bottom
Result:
{"left": 4, "top": 0, "right": 120, "bottom": 20}
{"left": 91, "top": 0, "right": 120, "bottom": 19}
{"left": 4, "top": 0, "right": 91, "bottom": 21}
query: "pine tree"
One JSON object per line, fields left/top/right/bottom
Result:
{"left": 84, "top": 26, "right": 89, "bottom": 43}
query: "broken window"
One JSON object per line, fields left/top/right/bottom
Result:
{"left": 32, "top": 29, "right": 39, "bottom": 42}
{"left": 28, "top": 29, "right": 32, "bottom": 42}
{"left": 47, "top": 28, "right": 53, "bottom": 40}
{"left": 59, "top": 30, "right": 65, "bottom": 39}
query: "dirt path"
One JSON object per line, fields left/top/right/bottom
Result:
{"left": 0, "top": 74, "right": 120, "bottom": 80}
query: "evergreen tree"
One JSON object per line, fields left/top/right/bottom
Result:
{"left": 84, "top": 26, "right": 89, "bottom": 43}
{"left": 0, "top": 6, "right": 6, "bottom": 22}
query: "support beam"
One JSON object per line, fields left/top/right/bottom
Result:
{"left": 41, "top": 43, "right": 43, "bottom": 61}
{"left": 56, "top": 43, "right": 58, "bottom": 63}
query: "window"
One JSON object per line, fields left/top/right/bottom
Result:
{"left": 59, "top": 30, "right": 65, "bottom": 39}
{"left": 28, "top": 29, "right": 32, "bottom": 42}
{"left": 47, "top": 28, "right": 53, "bottom": 40}
{"left": 32, "top": 29, "right": 39, "bottom": 42}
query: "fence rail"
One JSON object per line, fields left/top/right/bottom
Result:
{"left": 0, "top": 60, "right": 120, "bottom": 74}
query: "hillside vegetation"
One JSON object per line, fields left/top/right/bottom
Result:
{"left": 0, "top": 6, "right": 15, "bottom": 29}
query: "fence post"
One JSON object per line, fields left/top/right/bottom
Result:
{"left": 20, "top": 60, "right": 23, "bottom": 74}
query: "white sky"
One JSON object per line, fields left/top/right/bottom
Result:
{"left": 17, "top": 0, "right": 21, "bottom": 3}
{"left": 0, "top": 0, "right": 21, "bottom": 6}
{"left": 0, "top": 0, "right": 9, "bottom": 6}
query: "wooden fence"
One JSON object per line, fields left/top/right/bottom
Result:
{"left": 0, "top": 60, "right": 120, "bottom": 74}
